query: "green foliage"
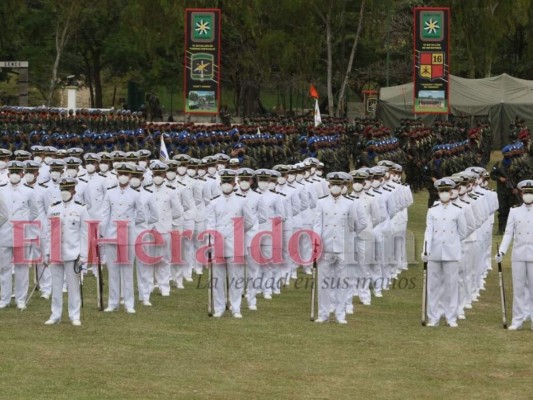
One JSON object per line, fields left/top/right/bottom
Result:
{"left": 2, "top": 1, "right": 533, "bottom": 110}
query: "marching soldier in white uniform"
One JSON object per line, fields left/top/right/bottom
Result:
{"left": 130, "top": 166, "right": 160, "bottom": 306}
{"left": 206, "top": 169, "right": 254, "bottom": 318}
{"left": 100, "top": 163, "right": 145, "bottom": 313}
{"left": 235, "top": 168, "right": 266, "bottom": 310}
{"left": 23, "top": 160, "right": 52, "bottom": 299}
{"left": 313, "top": 172, "right": 367, "bottom": 324}
{"left": 497, "top": 180, "right": 533, "bottom": 330}
{"left": 422, "top": 178, "right": 467, "bottom": 327}
{"left": 146, "top": 161, "right": 183, "bottom": 295}
{"left": 0, "top": 161, "right": 39, "bottom": 309}
{"left": 44, "top": 178, "right": 88, "bottom": 326}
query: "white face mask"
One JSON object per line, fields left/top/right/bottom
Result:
{"left": 458, "top": 185, "right": 467, "bottom": 195}
{"left": 208, "top": 166, "right": 217, "bottom": 175}
{"left": 296, "top": 173, "right": 304, "bottom": 182}
{"left": 287, "top": 174, "right": 295, "bottom": 183}
{"left": 66, "top": 168, "right": 77, "bottom": 178}
{"left": 118, "top": 175, "right": 130, "bottom": 185}
{"left": 384, "top": 172, "right": 390, "bottom": 180}
{"left": 466, "top": 183, "right": 473, "bottom": 193}
{"left": 221, "top": 183, "right": 234, "bottom": 194}
{"left": 139, "top": 161, "right": 147, "bottom": 168}
{"left": 197, "top": 169, "right": 206, "bottom": 177}
{"left": 33, "top": 156, "right": 43, "bottom": 164}
{"left": 341, "top": 186, "right": 348, "bottom": 195}
{"left": 363, "top": 180, "right": 372, "bottom": 190}
{"left": 50, "top": 171, "right": 62, "bottom": 181}
{"left": 330, "top": 185, "right": 342, "bottom": 196}
{"left": 316, "top": 170, "right": 323, "bottom": 177}
{"left": 371, "top": 179, "right": 381, "bottom": 188}
{"left": 278, "top": 177, "right": 287, "bottom": 185}
{"left": 61, "top": 191, "right": 72, "bottom": 202}
{"left": 310, "top": 167, "right": 317, "bottom": 175}
{"left": 187, "top": 168, "right": 196, "bottom": 177}
{"left": 239, "top": 180, "right": 251, "bottom": 191}
{"left": 178, "top": 166, "right": 187, "bottom": 176}
{"left": 523, "top": 193, "right": 533, "bottom": 204}
{"left": 44, "top": 157, "right": 53, "bottom": 165}
{"left": 0, "top": 161, "right": 6, "bottom": 170}
{"left": 439, "top": 191, "right": 451, "bottom": 203}
{"left": 99, "top": 164, "right": 109, "bottom": 173}
{"left": 25, "top": 173, "right": 35, "bottom": 184}
{"left": 86, "top": 164, "right": 96, "bottom": 174}
{"left": 166, "top": 171, "right": 177, "bottom": 181}
{"left": 9, "top": 173, "right": 21, "bottom": 184}
{"left": 258, "top": 181, "right": 269, "bottom": 191}
{"left": 268, "top": 182, "right": 277, "bottom": 191}
{"left": 353, "top": 182, "right": 363, "bottom": 192}
{"left": 217, "top": 164, "right": 225, "bottom": 171}
{"left": 130, "top": 177, "right": 141, "bottom": 188}
{"left": 153, "top": 176, "right": 165, "bottom": 186}
{"left": 304, "top": 171, "right": 310, "bottom": 179}
{"left": 451, "top": 189, "right": 459, "bottom": 200}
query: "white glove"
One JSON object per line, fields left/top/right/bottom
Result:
{"left": 421, "top": 252, "right": 428, "bottom": 263}
{"left": 495, "top": 253, "right": 503, "bottom": 263}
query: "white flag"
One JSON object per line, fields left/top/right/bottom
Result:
{"left": 314, "top": 98, "right": 322, "bottom": 127}
{"left": 159, "top": 134, "right": 169, "bottom": 161}
{"left": 257, "top": 127, "right": 261, "bottom": 136}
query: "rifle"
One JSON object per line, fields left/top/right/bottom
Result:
{"left": 73, "top": 256, "right": 83, "bottom": 308}
{"left": 496, "top": 243, "right": 508, "bottom": 329}
{"left": 95, "top": 242, "right": 104, "bottom": 311}
{"left": 207, "top": 236, "right": 213, "bottom": 317}
{"left": 310, "top": 240, "right": 318, "bottom": 322}
{"left": 21, "top": 262, "right": 49, "bottom": 311}
{"left": 421, "top": 241, "right": 428, "bottom": 326}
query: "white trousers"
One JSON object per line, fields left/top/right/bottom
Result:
{"left": 105, "top": 245, "right": 135, "bottom": 310}
{"left": 31, "top": 245, "right": 51, "bottom": 295}
{"left": 212, "top": 261, "right": 244, "bottom": 314}
{"left": 317, "top": 253, "right": 349, "bottom": 321}
{"left": 50, "top": 261, "right": 80, "bottom": 321}
{"left": 427, "top": 260, "right": 459, "bottom": 324}
{"left": 0, "top": 247, "right": 29, "bottom": 306}
{"left": 136, "top": 260, "right": 154, "bottom": 302}
{"left": 511, "top": 261, "right": 533, "bottom": 325}
{"left": 245, "top": 252, "right": 260, "bottom": 306}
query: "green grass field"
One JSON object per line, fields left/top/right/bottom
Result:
{"left": 2, "top": 161, "right": 533, "bottom": 400}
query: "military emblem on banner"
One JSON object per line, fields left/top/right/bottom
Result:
{"left": 191, "top": 53, "right": 214, "bottom": 81}
{"left": 420, "top": 11, "right": 444, "bottom": 41}
{"left": 419, "top": 52, "right": 444, "bottom": 80}
{"left": 191, "top": 12, "right": 215, "bottom": 43}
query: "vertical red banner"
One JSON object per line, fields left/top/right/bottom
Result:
{"left": 413, "top": 7, "right": 450, "bottom": 114}
{"left": 184, "top": 8, "right": 221, "bottom": 115}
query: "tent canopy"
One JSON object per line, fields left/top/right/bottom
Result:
{"left": 378, "top": 73, "right": 533, "bottom": 148}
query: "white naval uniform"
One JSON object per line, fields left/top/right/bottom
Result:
{"left": 236, "top": 187, "right": 265, "bottom": 308}
{"left": 147, "top": 182, "right": 184, "bottom": 295}
{"left": 133, "top": 186, "right": 160, "bottom": 303}
{"left": 167, "top": 179, "right": 196, "bottom": 285}
{"left": 45, "top": 199, "right": 88, "bottom": 322}
{"left": 276, "top": 182, "right": 301, "bottom": 284}
{"left": 256, "top": 189, "right": 285, "bottom": 298}
{"left": 206, "top": 191, "right": 253, "bottom": 315}
{"left": 0, "top": 182, "right": 39, "bottom": 308}
{"left": 423, "top": 201, "right": 467, "bottom": 325}
{"left": 314, "top": 193, "right": 367, "bottom": 322}
{"left": 28, "top": 181, "right": 52, "bottom": 297}
{"left": 191, "top": 176, "right": 210, "bottom": 274}
{"left": 100, "top": 185, "right": 145, "bottom": 310}
{"left": 499, "top": 203, "right": 533, "bottom": 327}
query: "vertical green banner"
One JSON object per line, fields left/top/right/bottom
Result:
{"left": 184, "top": 9, "right": 220, "bottom": 114}
{"left": 413, "top": 7, "right": 450, "bottom": 114}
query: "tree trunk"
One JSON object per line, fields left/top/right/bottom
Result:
{"left": 326, "top": 11, "right": 334, "bottom": 117}
{"left": 92, "top": 51, "right": 103, "bottom": 108}
{"left": 336, "top": 0, "right": 366, "bottom": 117}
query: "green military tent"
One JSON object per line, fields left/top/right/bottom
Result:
{"left": 377, "top": 73, "right": 533, "bottom": 148}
